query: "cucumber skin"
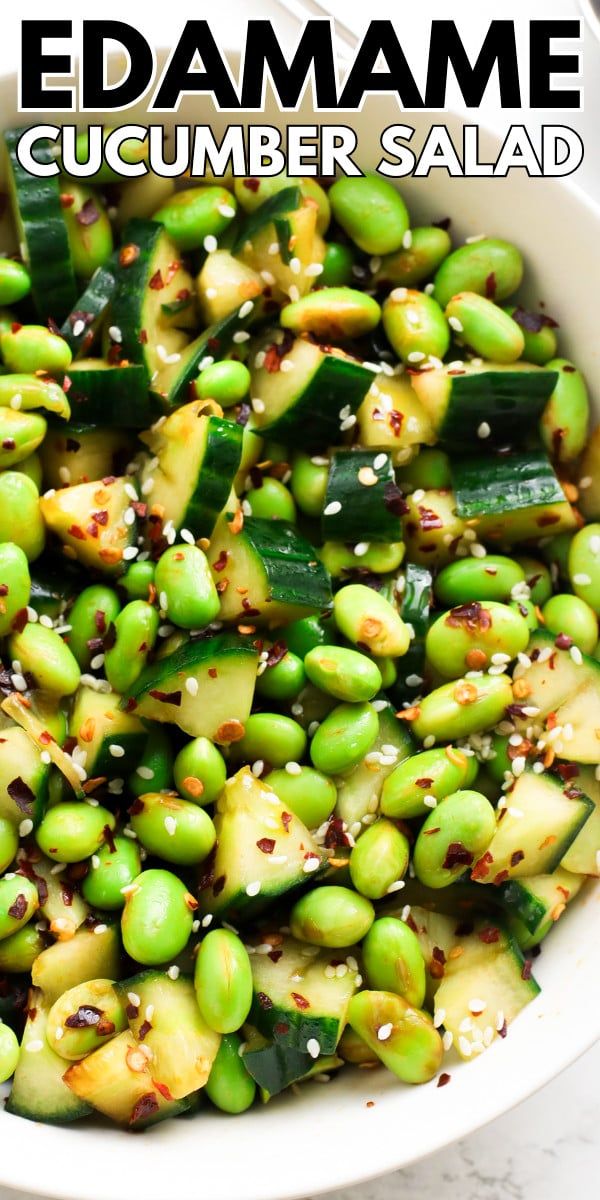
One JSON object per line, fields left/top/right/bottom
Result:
{"left": 64, "top": 364, "right": 159, "bottom": 429}
{"left": 259, "top": 355, "right": 374, "bottom": 449}
{"left": 182, "top": 417, "right": 243, "bottom": 539}
{"left": 242, "top": 517, "right": 332, "bottom": 610}
{"left": 322, "top": 450, "right": 399, "bottom": 543}
{"left": 60, "top": 253, "right": 119, "bottom": 357}
{"left": 451, "top": 450, "right": 566, "bottom": 519}
{"left": 437, "top": 369, "right": 558, "bottom": 445}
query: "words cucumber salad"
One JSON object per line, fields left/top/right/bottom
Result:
{"left": 0, "top": 127, "right": 598, "bottom": 1128}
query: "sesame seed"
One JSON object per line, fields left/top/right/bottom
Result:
{"left": 496, "top": 1010, "right": 505, "bottom": 1032}
{"left": 423, "top": 795, "right": 437, "bottom": 809}
{"left": 458, "top": 1036, "right": 473, "bottom": 1058}
{"left": 305, "top": 262, "right": 324, "bottom": 277}
{"left": 167, "top": 965, "right": 180, "bottom": 980}
{"left": 433, "top": 1008, "right": 446, "bottom": 1028}
{"left": 123, "top": 546, "right": 139, "bottom": 561}
{"left": 372, "top": 699, "right": 388, "bottom": 712}
{"left": 245, "top": 881, "right": 261, "bottom": 898}
{"left": 377, "top": 1023, "right": 393, "bottom": 1041}
{"left": 340, "top": 414, "right": 357, "bottom": 431}
{"left": 401, "top": 905, "right": 411, "bottom": 922}
{"left": 201, "top": 914, "right": 214, "bottom": 928}
{"left": 579, "top": 475, "right": 592, "bottom": 489}
{"left": 386, "top": 880, "right": 405, "bottom": 893}
{"left": 423, "top": 735, "right": 435, "bottom": 749}
{"left": 289, "top": 256, "right": 301, "bottom": 275}
{"left": 288, "top": 285, "right": 300, "bottom": 302}
{"left": 448, "top": 315, "right": 463, "bottom": 332}
{"left": 109, "top": 744, "right": 125, "bottom": 758}
{"left": 94, "top": 924, "right": 108, "bottom": 935}
{"left": 25, "top": 1039, "right": 44, "bottom": 1053}
{"left": 390, "top": 287, "right": 408, "bottom": 302}
{"left": 354, "top": 541, "right": 370, "bottom": 557}
{"left": 442, "top": 1030, "right": 454, "bottom": 1051}
{"left": 180, "top": 528, "right": 195, "bottom": 545}
{"left": 19, "top": 818, "right": 34, "bottom": 837}
{"left": 204, "top": 235, "right": 218, "bottom": 253}
{"left": 306, "top": 1037, "right": 320, "bottom": 1059}
{"left": 324, "top": 500, "right": 342, "bottom": 517}
{"left": 218, "top": 204, "right": 236, "bottom": 219}
{"left": 459, "top": 1017, "right": 473, "bottom": 1033}
{"left": 407, "top": 350, "right": 426, "bottom": 363}
{"left": 469, "top": 998, "right": 486, "bottom": 1015}
{"left": 373, "top": 453, "right": 388, "bottom": 471}
{"left": 233, "top": 330, "right": 250, "bottom": 344}
{"left": 303, "top": 856, "right": 320, "bottom": 874}
{"left": 402, "top": 229, "right": 413, "bottom": 249}
{"left": 11, "top": 673, "right": 27, "bottom": 692}
{"left": 285, "top": 761, "right": 302, "bottom": 776}
{"left": 570, "top": 645, "right": 583, "bottom": 665}
{"left": 358, "top": 466, "right": 378, "bottom": 487}
{"left": 477, "top": 421, "right": 491, "bottom": 439}
{"left": 573, "top": 573, "right": 591, "bottom": 586}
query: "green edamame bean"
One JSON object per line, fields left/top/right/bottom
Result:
{"left": 0, "top": 308, "right": 15, "bottom": 340}
{"left": 35, "top": 803, "right": 116, "bottom": 864}
{"left": 256, "top": 649, "right": 306, "bottom": 701}
{"left": 290, "top": 452, "right": 329, "bottom": 518}
{"left": 373, "top": 226, "right": 452, "bottom": 288}
{"left": 349, "top": 820, "right": 409, "bottom": 900}
{"left": 9, "top": 622, "right": 80, "bottom": 696}
{"left": 381, "top": 745, "right": 476, "bottom": 819}
{"left": 0, "top": 1022, "right": 19, "bottom": 1083}
{"left": 0, "top": 259, "right": 31, "bottom": 306}
{"left": 321, "top": 242, "right": 355, "bottom": 287}
{"left": 310, "top": 702, "right": 379, "bottom": 774}
{"left": 0, "top": 543, "right": 30, "bottom": 637}
{"left": 510, "top": 597, "right": 538, "bottom": 633}
{"left": 0, "top": 875, "right": 39, "bottom": 940}
{"left": 121, "top": 869, "right": 195, "bottom": 966}
{"left": 504, "top": 306, "right": 558, "bottom": 365}
{"left": 194, "top": 930, "right": 253, "bottom": 1034}
{"left": 305, "top": 645, "right": 382, "bottom": 703}
{"left": 398, "top": 448, "right": 451, "bottom": 492}
{"left": 68, "top": 585, "right": 121, "bottom": 669}
{"left": 383, "top": 288, "right": 450, "bottom": 363}
{"left": 541, "top": 359, "right": 589, "bottom": 463}
{"left": 245, "top": 477, "right": 296, "bottom": 522}
{"left": 413, "top": 789, "right": 496, "bottom": 888}
{"left": 290, "top": 885, "right": 374, "bottom": 947}
{"left": 119, "top": 560, "right": 156, "bottom": 602}
{"left": 0, "top": 472, "right": 45, "bottom": 560}
{"left": 0, "top": 409, "right": 47, "bottom": 468}
{"left": 1, "top": 325, "right": 72, "bottom": 375}
{"left": 514, "top": 557, "right": 552, "bottom": 606}
{"left": 59, "top": 181, "right": 114, "bottom": 276}
{"left": 81, "top": 836, "right": 141, "bottom": 911}
{"left": 540, "top": 531, "right": 574, "bottom": 583}
{"left": 569, "top": 524, "right": 600, "bottom": 615}
{"left": 338, "top": 1025, "right": 378, "bottom": 1065}
{"left": 543, "top": 593, "right": 598, "bottom": 653}
{"left": 129, "top": 727, "right": 174, "bottom": 798}
{"left": 47, "top": 979, "right": 127, "bottom": 1060}
{"left": 104, "top": 600, "right": 159, "bottom": 693}
{"left": 205, "top": 1033, "right": 256, "bottom": 1113}
{"left": 131, "top": 792, "right": 216, "bottom": 867}
{"left": 15, "top": 451, "right": 43, "bottom": 490}
{"left": 362, "top": 918, "right": 426, "bottom": 1007}
{"left": 347, "top": 990, "right": 442, "bottom": 1084}
{"left": 154, "top": 544, "right": 220, "bottom": 630}
{"left": 378, "top": 657, "right": 398, "bottom": 688}
{"left": 412, "top": 673, "right": 513, "bottom": 744}
{"left": 173, "top": 737, "right": 226, "bottom": 806}
{"left": 445, "top": 292, "right": 524, "bottom": 363}
{"left": 280, "top": 288, "right": 381, "bottom": 340}
{"left": 154, "top": 187, "right": 237, "bottom": 252}
{"left": 235, "top": 714, "right": 307, "bottom": 769}
{"left": 0, "top": 924, "right": 46, "bottom": 973}
{"left": 0, "top": 820, "right": 18, "bottom": 874}
{"left": 0, "top": 374, "right": 69, "bottom": 418}
{"left": 329, "top": 177, "right": 409, "bottom": 255}
{"left": 426, "top": 601, "right": 530, "bottom": 678}
{"left": 334, "top": 584, "right": 410, "bottom": 657}
{"left": 433, "top": 237, "right": 523, "bottom": 309}
{"left": 196, "top": 360, "right": 251, "bottom": 408}
{"left": 266, "top": 766, "right": 336, "bottom": 829}
{"left": 320, "top": 541, "right": 405, "bottom": 578}
{"left": 283, "top": 614, "right": 336, "bottom": 659}
{"left": 434, "top": 555, "right": 526, "bottom": 606}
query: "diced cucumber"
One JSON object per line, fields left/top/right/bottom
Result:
{"left": 60, "top": 253, "right": 119, "bottom": 358}
{"left": 39, "top": 476, "right": 139, "bottom": 575}
{"left": 499, "top": 867, "right": 584, "bottom": 949}
{"left": 63, "top": 1029, "right": 191, "bottom": 1127}
{"left": 69, "top": 687, "right": 147, "bottom": 778}
{"left": 65, "top": 360, "right": 160, "bottom": 428}
{"left": 322, "top": 450, "right": 400, "bottom": 543}
{"left": 6, "top": 990, "right": 92, "bottom": 1123}
{"left": 512, "top": 629, "right": 600, "bottom": 762}
{"left": 335, "top": 700, "right": 414, "bottom": 830}
{"left": 151, "top": 305, "right": 255, "bottom": 409}
{"left": 411, "top": 361, "right": 557, "bottom": 445}
{"left": 31, "top": 922, "right": 121, "bottom": 1004}
{"left": 561, "top": 767, "right": 600, "bottom": 875}
{"left": 451, "top": 450, "right": 576, "bottom": 543}
{"left": 0, "top": 725, "right": 49, "bottom": 828}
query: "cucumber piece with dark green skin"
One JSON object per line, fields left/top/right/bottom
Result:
{"left": 411, "top": 361, "right": 558, "bottom": 446}
{"left": 248, "top": 333, "right": 375, "bottom": 449}
{"left": 63, "top": 1029, "right": 192, "bottom": 1127}
{"left": 208, "top": 514, "right": 332, "bottom": 625}
{"left": 69, "top": 687, "right": 148, "bottom": 777}
{"left": 65, "top": 360, "right": 160, "bottom": 428}
{"left": 451, "top": 449, "right": 576, "bottom": 542}
{"left": 27, "top": 554, "right": 85, "bottom": 617}
{"left": 498, "top": 868, "right": 583, "bottom": 948}
{"left": 393, "top": 563, "right": 433, "bottom": 704}
{"left": 321, "top": 449, "right": 399, "bottom": 543}
{"left": 232, "top": 186, "right": 302, "bottom": 255}
{"left": 511, "top": 628, "right": 600, "bottom": 763}
{"left": 60, "top": 252, "right": 119, "bottom": 358}
{"left": 153, "top": 305, "right": 258, "bottom": 410}
{"left": 6, "top": 991, "right": 92, "bottom": 1123}
{"left": 4, "top": 128, "right": 78, "bottom": 322}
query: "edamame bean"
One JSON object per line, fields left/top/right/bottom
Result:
{"left": 329, "top": 177, "right": 410, "bottom": 255}
{"left": 321, "top": 242, "right": 355, "bottom": 287}
{"left": 382, "top": 288, "right": 450, "bottom": 364}
{"left": 256, "top": 649, "right": 306, "bottom": 700}
{"left": 433, "top": 238, "right": 523, "bottom": 309}
{"left": 0, "top": 1022, "right": 19, "bottom": 1083}
{"left": 9, "top": 622, "right": 80, "bottom": 696}
{"left": 540, "top": 531, "right": 574, "bottom": 583}
{"left": 0, "top": 875, "right": 39, "bottom": 940}
{"left": 514, "top": 557, "right": 552, "bottom": 606}
{"left": 290, "top": 452, "right": 329, "bottom": 518}
{"left": 0, "top": 409, "right": 47, "bottom": 468}
{"left": 119, "top": 560, "right": 156, "bottom": 602}
{"left": 196, "top": 360, "right": 250, "bottom": 408}
{"left": 334, "top": 584, "right": 410, "bottom": 657}
{"left": 104, "top": 600, "right": 159, "bottom": 693}
{"left": 173, "top": 737, "right": 227, "bottom": 806}
{"left": 349, "top": 820, "right": 409, "bottom": 900}
{"left": 35, "top": 803, "right": 116, "bottom": 863}
{"left": 412, "top": 673, "right": 513, "bottom": 744}
{"left": 381, "top": 746, "right": 477, "bottom": 820}
{"left": 194, "top": 930, "right": 253, "bottom": 1034}
{"left": 0, "top": 374, "right": 69, "bottom": 418}
{"left": 47, "top": 979, "right": 127, "bottom": 1060}
{"left": 205, "top": 1033, "right": 256, "bottom": 1113}
{"left": 0, "top": 259, "right": 31, "bottom": 305}
{"left": 290, "top": 885, "right": 374, "bottom": 947}
{"left": 510, "top": 597, "right": 538, "bottom": 633}
{"left": 154, "top": 544, "right": 220, "bottom": 630}
{"left": 68, "top": 585, "right": 121, "bottom": 669}
{"left": 0, "top": 820, "right": 18, "bottom": 874}
{"left": 129, "top": 727, "right": 174, "bottom": 798}
{"left": 504, "top": 306, "right": 558, "bottom": 365}
{"left": 569, "top": 524, "right": 600, "bottom": 615}
{"left": 1, "top": 325, "right": 72, "bottom": 375}
{"left": 378, "top": 657, "right": 398, "bottom": 688}
{"left": 543, "top": 593, "right": 598, "bottom": 652}
{"left": 121, "top": 869, "right": 195, "bottom": 966}
{"left": 445, "top": 292, "right": 524, "bottom": 363}
{"left": 310, "top": 702, "right": 379, "bottom": 774}
{"left": 154, "top": 187, "right": 237, "bottom": 251}
{"left": 234, "top": 714, "right": 307, "bottom": 769}
{"left": 347, "top": 990, "right": 443, "bottom": 1083}
{"left": 60, "top": 182, "right": 113, "bottom": 276}
{"left": 280, "top": 288, "right": 381, "bottom": 340}
{"left": 362, "top": 918, "right": 426, "bottom": 1007}
{"left": 0, "top": 472, "right": 45, "bottom": 560}
{"left": 541, "top": 359, "right": 589, "bottom": 463}
{"left": 283, "top": 614, "right": 337, "bottom": 659}
{"left": 398, "top": 448, "right": 451, "bottom": 492}
{"left": 305, "top": 645, "right": 382, "bottom": 703}
{"left": 373, "top": 226, "right": 453, "bottom": 288}
{"left": 338, "top": 1025, "right": 379, "bottom": 1065}
{"left": 245, "top": 477, "right": 296, "bottom": 522}
{"left": 81, "top": 836, "right": 141, "bottom": 911}
{"left": 0, "top": 924, "right": 46, "bottom": 973}
{"left": 266, "top": 766, "right": 336, "bottom": 829}
{"left": 426, "top": 601, "right": 530, "bottom": 678}
{"left": 320, "top": 541, "right": 405, "bottom": 578}
{"left": 0, "top": 542, "right": 30, "bottom": 637}
{"left": 434, "top": 555, "right": 526, "bottom": 606}
{"left": 131, "top": 792, "right": 216, "bottom": 867}
{"left": 413, "top": 789, "right": 496, "bottom": 888}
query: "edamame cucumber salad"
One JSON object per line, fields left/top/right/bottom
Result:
{"left": 0, "top": 129, "right": 598, "bottom": 1130}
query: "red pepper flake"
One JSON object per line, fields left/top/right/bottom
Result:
{"left": 510, "top": 849, "right": 525, "bottom": 867}
{"left": 442, "top": 842, "right": 473, "bottom": 870}
{"left": 129, "top": 1094, "right": 159, "bottom": 1125}
{"left": 0, "top": 584, "right": 8, "bottom": 597}
{"left": 478, "top": 926, "right": 501, "bottom": 944}
{"left": 324, "top": 816, "right": 350, "bottom": 850}
{"left": 212, "top": 549, "right": 229, "bottom": 572}
{"left": 86, "top": 522, "right": 99, "bottom": 539}
{"left": 96, "top": 1017, "right": 116, "bottom": 1037}
{"left": 437, "top": 1072, "right": 451, "bottom": 1088}
{"left": 268, "top": 949, "right": 283, "bottom": 963}
{"left": 92, "top": 510, "right": 109, "bottom": 527}
{"left": 493, "top": 869, "right": 510, "bottom": 885}
{"left": 415, "top": 777, "right": 434, "bottom": 789}
{"left": 132, "top": 501, "right": 147, "bottom": 519}
{"left": 2, "top": 438, "right": 16, "bottom": 450}
{"left": 485, "top": 271, "right": 497, "bottom": 299}
{"left": 256, "top": 838, "right": 275, "bottom": 854}
{"left": 512, "top": 307, "right": 558, "bottom": 332}
{"left": 521, "top": 959, "right": 533, "bottom": 981}
{"left": 148, "top": 269, "right": 164, "bottom": 290}
{"left": 61, "top": 884, "right": 74, "bottom": 908}
{"left": 76, "top": 198, "right": 100, "bottom": 226}
{"left": 554, "top": 633, "right": 573, "bottom": 650}
{"left": 281, "top": 812, "right": 292, "bottom": 832}
{"left": 417, "top": 505, "right": 443, "bottom": 531}
{"left": 164, "top": 261, "right": 181, "bottom": 286}
{"left": 68, "top": 524, "right": 86, "bottom": 541}
{"left": 266, "top": 641, "right": 287, "bottom": 668}
{"left": 7, "top": 777, "right": 35, "bottom": 813}
{"left": 537, "top": 513, "right": 560, "bottom": 527}
{"left": 291, "top": 992, "right": 309, "bottom": 1010}
{"left": 383, "top": 480, "right": 409, "bottom": 516}
{"left": 446, "top": 601, "right": 492, "bottom": 633}
{"left": 60, "top": 193, "right": 75, "bottom": 208}
{"left": 7, "top": 893, "right": 28, "bottom": 920}
{"left": 10, "top": 607, "right": 28, "bottom": 633}
{"left": 471, "top": 851, "right": 494, "bottom": 881}
{"left": 65, "top": 1005, "right": 103, "bottom": 1029}
{"left": 148, "top": 689, "right": 182, "bottom": 706}
{"left": 213, "top": 875, "right": 226, "bottom": 897}
{"left": 274, "top": 1021, "right": 289, "bottom": 1036}
{"left": 241, "top": 598, "right": 260, "bottom": 617}
{"left": 126, "top": 1003, "right": 140, "bottom": 1020}
{"left": 138, "top": 1020, "right": 153, "bottom": 1041}
{"left": 207, "top": 667, "right": 218, "bottom": 679}
{"left": 243, "top": 177, "right": 260, "bottom": 192}
{"left": 103, "top": 825, "right": 117, "bottom": 854}
{"left": 257, "top": 991, "right": 273, "bottom": 1010}
{"left": 119, "top": 244, "right": 140, "bottom": 268}
{"left": 387, "top": 409, "right": 404, "bottom": 437}
{"left": 152, "top": 1079, "right": 174, "bottom": 1102}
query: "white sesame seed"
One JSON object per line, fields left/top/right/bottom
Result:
{"left": 579, "top": 475, "right": 592, "bottom": 489}
{"left": 469, "top": 998, "right": 486, "bottom": 1015}
{"left": 423, "top": 735, "right": 436, "bottom": 749}
{"left": 477, "top": 421, "right": 491, "bottom": 439}
{"left": 496, "top": 1010, "right": 505, "bottom": 1032}
{"left": 324, "top": 500, "right": 342, "bottom": 517}
{"left": 340, "top": 414, "right": 357, "bottom": 431}
{"left": 288, "top": 285, "right": 300, "bottom": 302}
{"left": 108, "top": 744, "right": 125, "bottom": 758}
{"left": 458, "top": 1036, "right": 473, "bottom": 1058}
{"left": 185, "top": 676, "right": 199, "bottom": 697}
{"left": 442, "top": 1030, "right": 454, "bottom": 1051}
{"left": 11, "top": 673, "right": 28, "bottom": 692}
{"left": 390, "top": 287, "right": 408, "bottom": 302}
{"left": 401, "top": 229, "right": 413, "bottom": 249}
{"left": 573, "top": 573, "right": 591, "bottom": 586}
{"left": 201, "top": 914, "right": 214, "bottom": 928}
{"left": 434, "top": 1008, "right": 446, "bottom": 1028}
{"left": 94, "top": 924, "right": 108, "bottom": 935}
{"left": 233, "top": 330, "right": 250, "bottom": 344}
{"left": 377, "top": 1023, "right": 393, "bottom": 1042}
{"left": 204, "top": 235, "right": 218, "bottom": 253}
{"left": 245, "top": 881, "right": 261, "bottom": 897}
{"left": 19, "top": 818, "right": 34, "bottom": 837}
{"left": 285, "top": 761, "right": 302, "bottom": 776}
{"left": 289, "top": 256, "right": 301, "bottom": 275}
{"left": 386, "top": 880, "right": 406, "bottom": 894}
{"left": 305, "top": 262, "right": 324, "bottom": 277}
{"left": 180, "top": 528, "right": 195, "bottom": 545}
{"left": 448, "top": 315, "right": 463, "bottom": 332}
{"left": 372, "top": 699, "right": 388, "bottom": 712}
{"left": 459, "top": 1017, "right": 473, "bottom": 1033}
{"left": 25, "top": 1039, "right": 44, "bottom": 1053}
{"left": 353, "top": 542, "right": 370, "bottom": 557}
{"left": 122, "top": 546, "right": 139, "bottom": 561}
{"left": 306, "top": 1037, "right": 320, "bottom": 1058}
{"left": 167, "top": 965, "right": 180, "bottom": 980}
{"left": 570, "top": 645, "right": 583, "bottom": 665}
{"left": 303, "top": 856, "right": 320, "bottom": 874}
{"left": 423, "top": 795, "right": 437, "bottom": 809}
{"left": 407, "top": 351, "right": 426, "bottom": 363}
{"left": 218, "top": 204, "right": 236, "bottom": 219}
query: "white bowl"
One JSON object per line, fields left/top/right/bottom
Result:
{"left": 0, "top": 67, "right": 599, "bottom": 1200}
